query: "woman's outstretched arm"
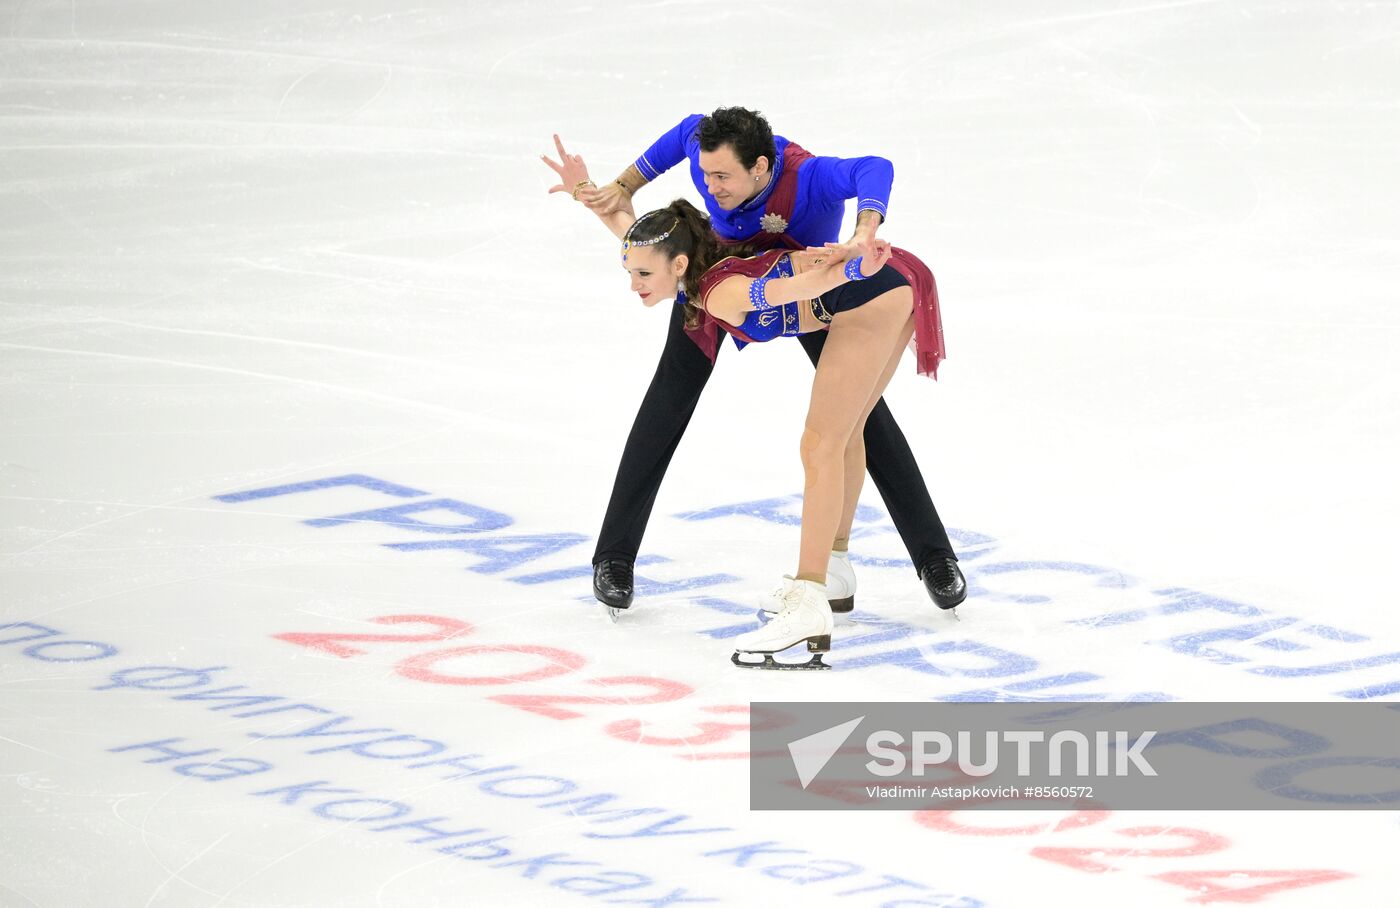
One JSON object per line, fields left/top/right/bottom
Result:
{"left": 703, "top": 239, "right": 893, "bottom": 323}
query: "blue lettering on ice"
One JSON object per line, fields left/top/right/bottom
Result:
{"left": 1255, "top": 637, "right": 1308, "bottom": 651}
{"left": 91, "top": 662, "right": 988, "bottom": 905}
{"left": 675, "top": 498, "right": 1001, "bottom": 569}
{"left": 1249, "top": 651, "right": 1400, "bottom": 678}
{"left": 1071, "top": 585, "right": 1395, "bottom": 695}
{"left": 386, "top": 533, "right": 587, "bottom": 574}
{"left": 970, "top": 560, "right": 1134, "bottom": 605}
{"left": 110, "top": 744, "right": 715, "bottom": 902}
{"left": 1, "top": 622, "right": 120, "bottom": 662}
{"left": 1160, "top": 618, "right": 1302, "bottom": 664}
{"left": 1149, "top": 718, "right": 1332, "bottom": 758}
{"left": 307, "top": 498, "right": 513, "bottom": 533}
{"left": 675, "top": 494, "right": 881, "bottom": 528}
{"left": 692, "top": 601, "right": 1045, "bottom": 680}
{"left": 1254, "top": 756, "right": 1400, "bottom": 805}
{"left": 212, "top": 475, "right": 740, "bottom": 600}
{"left": 210, "top": 476, "right": 1397, "bottom": 694}
{"left": 1340, "top": 681, "right": 1400, "bottom": 699}
{"left": 937, "top": 672, "right": 1173, "bottom": 703}
{"left": 212, "top": 473, "right": 429, "bottom": 503}
{"left": 1073, "top": 587, "right": 1265, "bottom": 628}
{"left": 512, "top": 556, "right": 739, "bottom": 598}
{"left": 692, "top": 598, "right": 766, "bottom": 639}
{"left": 631, "top": 569, "right": 739, "bottom": 598}
{"left": 512, "top": 554, "right": 667, "bottom": 585}
{"left": 838, "top": 639, "right": 1035, "bottom": 678}
{"left": 945, "top": 527, "right": 998, "bottom": 553}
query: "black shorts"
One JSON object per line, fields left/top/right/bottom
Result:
{"left": 814, "top": 265, "right": 910, "bottom": 321}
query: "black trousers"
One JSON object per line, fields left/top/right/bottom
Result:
{"left": 592, "top": 302, "right": 956, "bottom": 572}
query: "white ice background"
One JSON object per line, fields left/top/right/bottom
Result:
{"left": 2, "top": 1, "right": 1399, "bottom": 906}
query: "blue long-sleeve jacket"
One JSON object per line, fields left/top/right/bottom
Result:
{"left": 633, "top": 114, "right": 892, "bottom": 247}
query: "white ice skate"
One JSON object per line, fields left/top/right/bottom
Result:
{"left": 733, "top": 576, "right": 834, "bottom": 670}
{"left": 760, "top": 551, "right": 855, "bottom": 617}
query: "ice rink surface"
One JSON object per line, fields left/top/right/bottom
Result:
{"left": 3, "top": 1, "right": 1399, "bottom": 905}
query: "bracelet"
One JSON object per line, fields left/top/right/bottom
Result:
{"left": 844, "top": 257, "right": 868, "bottom": 281}
{"left": 614, "top": 179, "right": 634, "bottom": 197}
{"left": 571, "top": 179, "right": 596, "bottom": 201}
{"left": 749, "top": 276, "right": 774, "bottom": 310}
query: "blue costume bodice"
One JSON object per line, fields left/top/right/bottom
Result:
{"left": 684, "top": 252, "right": 808, "bottom": 351}
{"left": 733, "top": 253, "right": 802, "bottom": 345}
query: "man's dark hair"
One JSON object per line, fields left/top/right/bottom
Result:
{"left": 698, "top": 107, "right": 778, "bottom": 172}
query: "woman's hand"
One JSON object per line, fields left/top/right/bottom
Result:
{"left": 540, "top": 134, "right": 595, "bottom": 199}
{"left": 806, "top": 237, "right": 892, "bottom": 278}
{"left": 791, "top": 248, "right": 845, "bottom": 272}
{"left": 804, "top": 239, "right": 859, "bottom": 262}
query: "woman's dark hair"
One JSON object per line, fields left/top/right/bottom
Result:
{"left": 698, "top": 106, "right": 777, "bottom": 173}
{"left": 623, "top": 199, "right": 751, "bottom": 329}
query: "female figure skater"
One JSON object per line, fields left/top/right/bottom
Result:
{"left": 543, "top": 145, "right": 945, "bottom": 670}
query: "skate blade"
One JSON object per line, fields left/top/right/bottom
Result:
{"left": 606, "top": 606, "right": 626, "bottom": 623}
{"left": 731, "top": 651, "right": 830, "bottom": 671}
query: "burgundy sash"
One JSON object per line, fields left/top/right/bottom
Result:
{"left": 888, "top": 249, "right": 945, "bottom": 379}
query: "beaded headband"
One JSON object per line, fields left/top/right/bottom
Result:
{"left": 621, "top": 214, "right": 680, "bottom": 262}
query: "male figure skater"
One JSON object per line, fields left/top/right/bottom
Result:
{"left": 574, "top": 107, "right": 965, "bottom": 614}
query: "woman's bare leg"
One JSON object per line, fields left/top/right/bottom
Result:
{"left": 834, "top": 314, "right": 916, "bottom": 550}
{"left": 797, "top": 289, "right": 914, "bottom": 583}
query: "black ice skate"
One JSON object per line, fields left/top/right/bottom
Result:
{"left": 919, "top": 555, "right": 966, "bottom": 613}
{"left": 592, "top": 559, "right": 634, "bottom": 622}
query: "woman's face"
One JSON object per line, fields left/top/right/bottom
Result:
{"left": 622, "top": 244, "right": 687, "bottom": 307}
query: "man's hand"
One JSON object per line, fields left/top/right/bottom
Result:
{"left": 581, "top": 164, "right": 647, "bottom": 215}
{"left": 853, "top": 208, "right": 883, "bottom": 242}
{"left": 580, "top": 180, "right": 630, "bottom": 215}
{"left": 856, "top": 237, "right": 892, "bottom": 277}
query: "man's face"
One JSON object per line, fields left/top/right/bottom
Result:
{"left": 698, "top": 144, "right": 764, "bottom": 210}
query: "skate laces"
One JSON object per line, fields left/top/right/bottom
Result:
{"left": 928, "top": 557, "right": 958, "bottom": 588}
{"left": 599, "top": 560, "right": 633, "bottom": 586}
{"left": 761, "top": 577, "right": 806, "bottom": 617}
{"left": 780, "top": 578, "right": 824, "bottom": 612}
{"left": 764, "top": 575, "right": 799, "bottom": 602}
{"left": 770, "top": 595, "right": 812, "bottom": 630}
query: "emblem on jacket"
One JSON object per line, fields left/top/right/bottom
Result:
{"left": 760, "top": 213, "right": 788, "bottom": 234}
